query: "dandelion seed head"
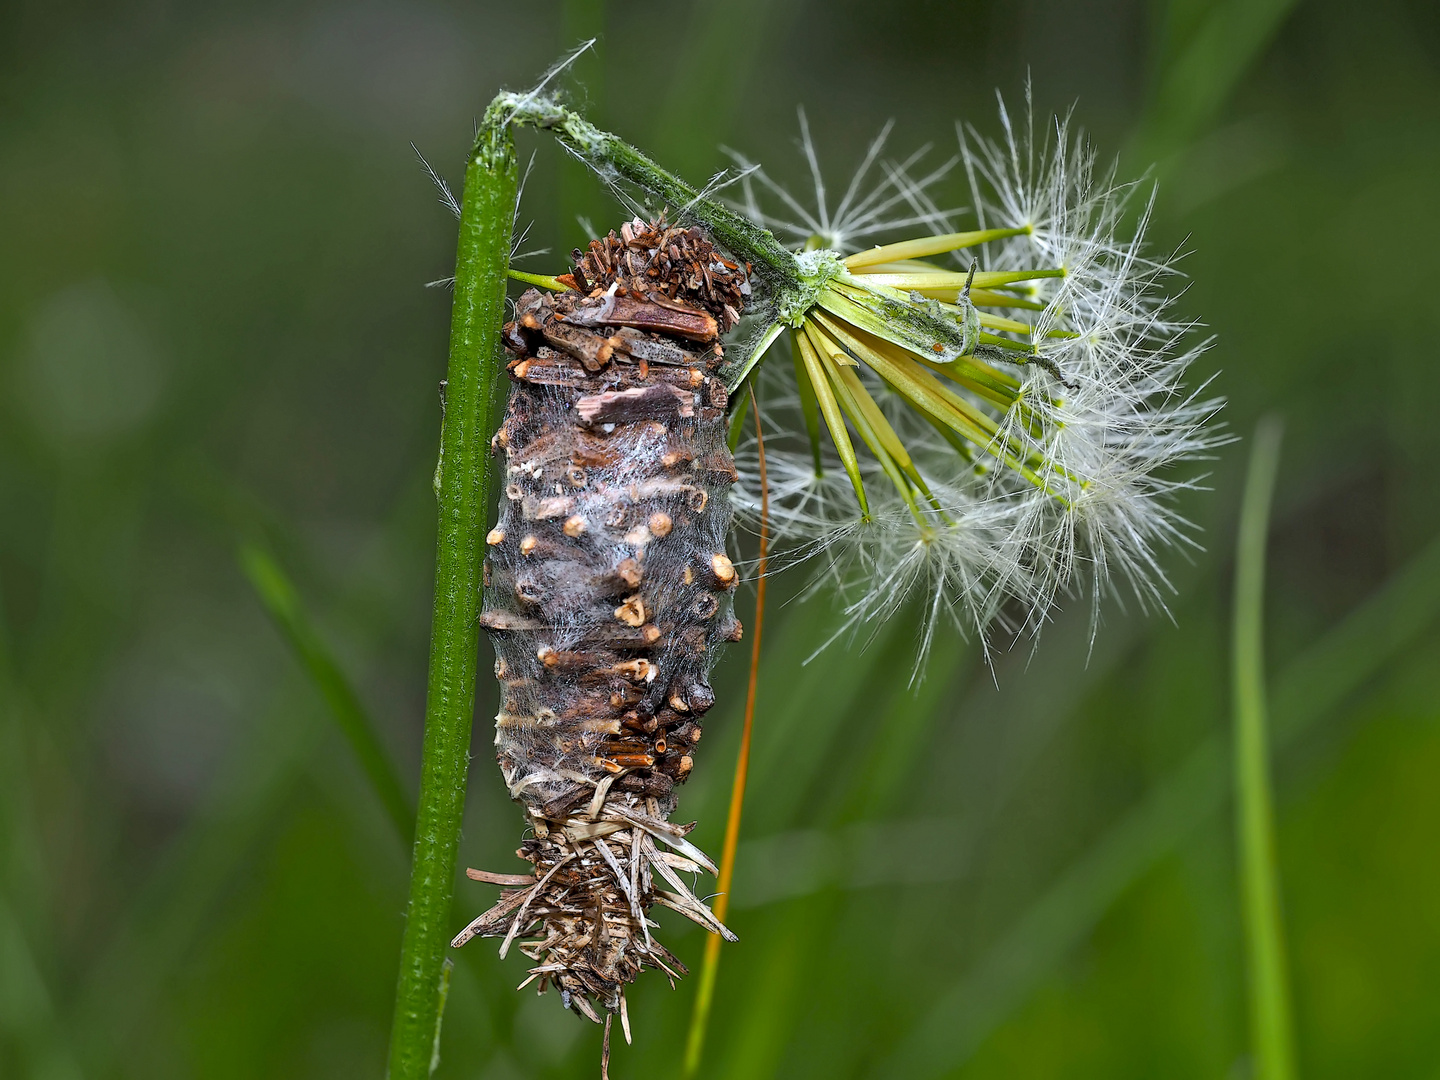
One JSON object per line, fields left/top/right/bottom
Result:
{"left": 729, "top": 97, "right": 1229, "bottom": 663}
{"left": 496, "top": 86, "right": 1228, "bottom": 664}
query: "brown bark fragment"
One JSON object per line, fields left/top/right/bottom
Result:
{"left": 576, "top": 384, "right": 696, "bottom": 426}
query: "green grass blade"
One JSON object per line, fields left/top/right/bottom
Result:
{"left": 723, "top": 319, "right": 785, "bottom": 395}
{"left": 0, "top": 891, "right": 86, "bottom": 1080}
{"left": 238, "top": 542, "right": 413, "bottom": 843}
{"left": 727, "top": 386, "right": 751, "bottom": 452}
{"left": 65, "top": 682, "right": 326, "bottom": 1072}
{"left": 1134, "top": 0, "right": 1303, "bottom": 160}
{"left": 1232, "top": 417, "right": 1297, "bottom": 1080}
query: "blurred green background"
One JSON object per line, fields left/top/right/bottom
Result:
{"left": 3, "top": 0, "right": 1439, "bottom": 1077}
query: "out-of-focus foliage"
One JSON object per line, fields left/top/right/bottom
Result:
{"left": 2, "top": 1, "right": 1439, "bottom": 1077}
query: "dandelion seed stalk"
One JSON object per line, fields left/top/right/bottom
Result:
{"left": 386, "top": 97, "right": 517, "bottom": 1080}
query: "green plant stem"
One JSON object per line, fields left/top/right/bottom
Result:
{"left": 239, "top": 542, "right": 413, "bottom": 842}
{"left": 386, "top": 100, "right": 517, "bottom": 1080}
{"left": 499, "top": 93, "right": 797, "bottom": 285}
{"left": 1232, "top": 415, "right": 1297, "bottom": 1080}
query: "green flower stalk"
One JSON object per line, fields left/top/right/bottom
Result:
{"left": 386, "top": 100, "right": 516, "bottom": 1080}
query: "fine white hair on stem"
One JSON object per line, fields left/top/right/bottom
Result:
{"left": 730, "top": 97, "right": 1231, "bottom": 666}
{"left": 498, "top": 38, "right": 597, "bottom": 127}
{"left": 422, "top": 143, "right": 550, "bottom": 286}
{"left": 510, "top": 151, "right": 551, "bottom": 262}
{"left": 414, "top": 143, "right": 462, "bottom": 219}
{"left": 422, "top": 150, "right": 546, "bottom": 286}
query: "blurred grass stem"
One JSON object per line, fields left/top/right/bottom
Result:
{"left": 239, "top": 542, "right": 413, "bottom": 842}
{"left": 683, "top": 388, "right": 770, "bottom": 1077}
{"left": 386, "top": 99, "right": 517, "bottom": 1079}
{"left": 881, "top": 518, "right": 1440, "bottom": 1079}
{"left": 1232, "top": 416, "right": 1298, "bottom": 1080}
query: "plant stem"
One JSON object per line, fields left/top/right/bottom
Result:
{"left": 1232, "top": 415, "right": 1297, "bottom": 1080}
{"left": 499, "top": 93, "right": 797, "bottom": 285}
{"left": 386, "top": 99, "right": 517, "bottom": 1080}
{"left": 683, "top": 388, "right": 769, "bottom": 1078}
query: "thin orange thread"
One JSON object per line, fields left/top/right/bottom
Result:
{"left": 714, "top": 385, "right": 767, "bottom": 928}
{"left": 683, "top": 386, "right": 768, "bottom": 1076}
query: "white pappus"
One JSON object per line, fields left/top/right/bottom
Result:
{"left": 725, "top": 95, "right": 1229, "bottom": 663}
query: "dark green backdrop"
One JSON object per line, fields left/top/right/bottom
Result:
{"left": 2, "top": 1, "right": 1439, "bottom": 1077}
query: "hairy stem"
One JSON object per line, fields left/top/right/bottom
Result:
{"left": 386, "top": 99, "right": 517, "bottom": 1079}
{"left": 1232, "top": 416, "right": 1297, "bottom": 1080}
{"left": 497, "top": 92, "right": 798, "bottom": 286}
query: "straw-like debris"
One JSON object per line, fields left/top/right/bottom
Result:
{"left": 451, "top": 795, "right": 736, "bottom": 1022}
